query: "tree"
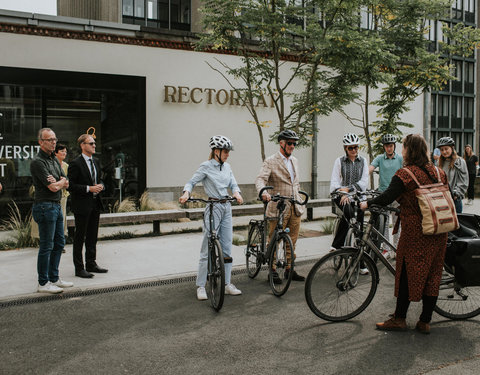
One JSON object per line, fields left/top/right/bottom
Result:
{"left": 197, "top": 0, "right": 378, "bottom": 161}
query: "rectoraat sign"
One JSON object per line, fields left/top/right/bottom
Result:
{"left": 163, "top": 85, "right": 276, "bottom": 108}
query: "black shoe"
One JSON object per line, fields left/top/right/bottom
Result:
{"left": 268, "top": 271, "right": 282, "bottom": 285}
{"left": 285, "top": 270, "right": 305, "bottom": 282}
{"left": 86, "top": 265, "right": 108, "bottom": 273}
{"left": 75, "top": 269, "right": 94, "bottom": 278}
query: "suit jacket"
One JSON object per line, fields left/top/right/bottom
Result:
{"left": 255, "top": 151, "right": 305, "bottom": 217}
{"left": 68, "top": 155, "right": 104, "bottom": 215}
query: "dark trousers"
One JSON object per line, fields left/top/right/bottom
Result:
{"left": 73, "top": 207, "right": 100, "bottom": 271}
{"left": 467, "top": 173, "right": 476, "bottom": 200}
{"left": 395, "top": 260, "right": 437, "bottom": 323}
{"left": 332, "top": 198, "right": 364, "bottom": 249}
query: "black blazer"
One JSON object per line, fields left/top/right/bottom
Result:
{"left": 68, "top": 155, "right": 104, "bottom": 215}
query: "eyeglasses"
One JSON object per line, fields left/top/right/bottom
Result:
{"left": 347, "top": 146, "right": 359, "bottom": 151}
{"left": 41, "top": 138, "right": 58, "bottom": 143}
{"left": 84, "top": 142, "right": 96, "bottom": 146}
{"left": 286, "top": 141, "right": 297, "bottom": 146}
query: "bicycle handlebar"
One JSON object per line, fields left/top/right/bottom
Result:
{"left": 258, "top": 186, "right": 309, "bottom": 206}
{"left": 186, "top": 196, "right": 238, "bottom": 204}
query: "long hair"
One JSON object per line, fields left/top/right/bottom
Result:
{"left": 439, "top": 147, "right": 458, "bottom": 170}
{"left": 463, "top": 144, "right": 473, "bottom": 160}
{"left": 402, "top": 134, "right": 431, "bottom": 167}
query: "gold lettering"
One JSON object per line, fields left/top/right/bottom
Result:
{"left": 216, "top": 89, "right": 229, "bottom": 105}
{"left": 256, "top": 93, "right": 268, "bottom": 107}
{"left": 178, "top": 86, "right": 190, "bottom": 103}
{"left": 204, "top": 88, "right": 216, "bottom": 104}
{"left": 164, "top": 85, "right": 177, "bottom": 103}
{"left": 230, "top": 90, "right": 242, "bottom": 106}
{"left": 270, "top": 93, "right": 276, "bottom": 108}
{"left": 190, "top": 87, "right": 203, "bottom": 104}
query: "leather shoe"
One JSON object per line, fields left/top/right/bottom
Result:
{"left": 285, "top": 269, "right": 305, "bottom": 282}
{"left": 415, "top": 321, "right": 430, "bottom": 334}
{"left": 86, "top": 265, "right": 108, "bottom": 273}
{"left": 75, "top": 269, "right": 94, "bottom": 278}
{"left": 376, "top": 316, "right": 407, "bottom": 331}
{"left": 268, "top": 271, "right": 282, "bottom": 285}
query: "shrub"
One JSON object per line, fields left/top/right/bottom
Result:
{"left": 1, "top": 202, "right": 37, "bottom": 248}
{"left": 320, "top": 217, "right": 337, "bottom": 235}
{"left": 113, "top": 197, "right": 137, "bottom": 213}
{"left": 139, "top": 191, "right": 163, "bottom": 211}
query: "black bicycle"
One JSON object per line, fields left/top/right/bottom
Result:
{"left": 305, "top": 191, "right": 480, "bottom": 321}
{"left": 186, "top": 196, "right": 237, "bottom": 311}
{"left": 245, "top": 186, "right": 308, "bottom": 296}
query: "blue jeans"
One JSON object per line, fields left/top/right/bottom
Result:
{"left": 454, "top": 197, "right": 463, "bottom": 214}
{"left": 196, "top": 202, "right": 233, "bottom": 287}
{"left": 32, "top": 202, "right": 65, "bottom": 285}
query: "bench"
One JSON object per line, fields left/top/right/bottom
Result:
{"left": 66, "top": 198, "right": 331, "bottom": 235}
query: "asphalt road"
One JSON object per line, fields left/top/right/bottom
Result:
{"left": 1, "top": 262, "right": 480, "bottom": 375}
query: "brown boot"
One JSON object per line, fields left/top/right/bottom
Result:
{"left": 415, "top": 321, "right": 430, "bottom": 334}
{"left": 376, "top": 316, "right": 407, "bottom": 331}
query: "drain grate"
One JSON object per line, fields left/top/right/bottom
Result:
{"left": 0, "top": 258, "right": 319, "bottom": 308}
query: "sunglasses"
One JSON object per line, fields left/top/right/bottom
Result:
{"left": 84, "top": 142, "right": 96, "bottom": 146}
{"left": 286, "top": 141, "right": 297, "bottom": 146}
{"left": 347, "top": 146, "right": 359, "bottom": 151}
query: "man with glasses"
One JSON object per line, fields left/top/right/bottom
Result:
{"left": 30, "top": 128, "right": 73, "bottom": 293}
{"left": 255, "top": 129, "right": 306, "bottom": 283}
{"left": 68, "top": 134, "right": 108, "bottom": 278}
{"left": 330, "top": 133, "right": 369, "bottom": 272}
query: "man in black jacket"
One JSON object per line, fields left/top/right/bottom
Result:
{"left": 68, "top": 133, "right": 108, "bottom": 278}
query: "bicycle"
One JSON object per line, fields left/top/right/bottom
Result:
{"left": 305, "top": 191, "right": 480, "bottom": 321}
{"left": 186, "top": 196, "right": 237, "bottom": 311}
{"left": 245, "top": 186, "right": 309, "bottom": 296}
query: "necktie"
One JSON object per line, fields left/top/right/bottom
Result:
{"left": 89, "top": 159, "right": 96, "bottom": 184}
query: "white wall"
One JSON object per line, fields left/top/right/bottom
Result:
{"left": 0, "top": 32, "right": 424, "bottom": 195}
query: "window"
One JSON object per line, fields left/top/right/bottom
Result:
{"left": 452, "top": 60, "right": 463, "bottom": 92}
{"left": 437, "top": 95, "right": 449, "bottom": 128}
{"left": 122, "top": 0, "right": 191, "bottom": 31}
{"left": 464, "top": 97, "right": 474, "bottom": 128}
{"left": 464, "top": 62, "right": 474, "bottom": 93}
{"left": 451, "top": 96, "right": 462, "bottom": 128}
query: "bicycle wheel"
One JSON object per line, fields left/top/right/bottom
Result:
{"left": 434, "top": 269, "right": 480, "bottom": 320}
{"left": 305, "top": 248, "right": 378, "bottom": 321}
{"left": 246, "top": 222, "right": 262, "bottom": 279}
{"left": 207, "top": 238, "right": 225, "bottom": 311}
{"left": 269, "top": 233, "right": 294, "bottom": 297}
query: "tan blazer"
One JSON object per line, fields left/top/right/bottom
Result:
{"left": 255, "top": 151, "right": 305, "bottom": 217}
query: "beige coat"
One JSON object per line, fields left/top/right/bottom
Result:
{"left": 255, "top": 151, "right": 305, "bottom": 217}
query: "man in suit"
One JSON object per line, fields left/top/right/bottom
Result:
{"left": 68, "top": 133, "right": 108, "bottom": 278}
{"left": 255, "top": 129, "right": 305, "bottom": 283}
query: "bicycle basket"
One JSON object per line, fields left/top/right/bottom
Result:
{"left": 445, "top": 238, "right": 480, "bottom": 287}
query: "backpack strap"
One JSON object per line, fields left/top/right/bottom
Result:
{"left": 401, "top": 167, "right": 421, "bottom": 188}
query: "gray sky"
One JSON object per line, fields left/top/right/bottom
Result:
{"left": 0, "top": 0, "right": 56, "bottom": 15}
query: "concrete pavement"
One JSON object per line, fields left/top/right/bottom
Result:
{"left": 0, "top": 200, "right": 478, "bottom": 302}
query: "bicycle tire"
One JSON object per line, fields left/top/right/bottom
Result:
{"left": 434, "top": 269, "right": 480, "bottom": 320}
{"left": 269, "top": 233, "right": 294, "bottom": 297}
{"left": 305, "top": 248, "right": 378, "bottom": 321}
{"left": 246, "top": 222, "right": 262, "bottom": 279}
{"left": 207, "top": 238, "right": 225, "bottom": 311}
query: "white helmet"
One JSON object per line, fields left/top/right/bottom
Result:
{"left": 343, "top": 133, "right": 360, "bottom": 146}
{"left": 209, "top": 135, "right": 234, "bottom": 151}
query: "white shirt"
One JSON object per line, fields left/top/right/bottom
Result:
{"left": 279, "top": 152, "right": 295, "bottom": 184}
{"left": 330, "top": 155, "right": 369, "bottom": 193}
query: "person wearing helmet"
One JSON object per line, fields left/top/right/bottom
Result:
{"left": 437, "top": 137, "right": 468, "bottom": 213}
{"left": 179, "top": 135, "right": 244, "bottom": 300}
{"left": 330, "top": 133, "right": 369, "bottom": 272}
{"left": 255, "top": 129, "right": 305, "bottom": 283}
{"left": 369, "top": 134, "right": 403, "bottom": 258}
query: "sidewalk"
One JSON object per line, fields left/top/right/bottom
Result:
{"left": 0, "top": 200, "right": 478, "bottom": 302}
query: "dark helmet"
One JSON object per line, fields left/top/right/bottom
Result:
{"left": 277, "top": 129, "right": 299, "bottom": 142}
{"left": 209, "top": 135, "right": 234, "bottom": 151}
{"left": 437, "top": 137, "right": 455, "bottom": 148}
{"left": 381, "top": 134, "right": 397, "bottom": 144}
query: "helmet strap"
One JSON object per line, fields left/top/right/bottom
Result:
{"left": 215, "top": 149, "right": 224, "bottom": 170}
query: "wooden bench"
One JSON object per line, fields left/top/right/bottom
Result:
{"left": 66, "top": 198, "right": 331, "bottom": 235}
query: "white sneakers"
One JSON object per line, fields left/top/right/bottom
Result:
{"left": 225, "top": 283, "right": 242, "bottom": 295}
{"left": 197, "top": 287, "right": 208, "bottom": 300}
{"left": 359, "top": 268, "right": 369, "bottom": 275}
{"left": 38, "top": 282, "right": 63, "bottom": 294}
{"left": 197, "top": 283, "right": 242, "bottom": 300}
{"left": 53, "top": 279, "right": 74, "bottom": 288}
{"left": 466, "top": 199, "right": 473, "bottom": 205}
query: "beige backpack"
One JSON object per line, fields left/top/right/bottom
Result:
{"left": 403, "top": 167, "right": 459, "bottom": 235}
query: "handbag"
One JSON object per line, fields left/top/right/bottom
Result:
{"left": 402, "top": 167, "right": 459, "bottom": 235}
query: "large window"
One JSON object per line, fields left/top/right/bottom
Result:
{"left": 123, "top": 0, "right": 191, "bottom": 31}
{"left": 0, "top": 67, "right": 146, "bottom": 218}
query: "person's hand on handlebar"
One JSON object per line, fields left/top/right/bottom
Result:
{"left": 179, "top": 191, "right": 189, "bottom": 204}
{"left": 261, "top": 191, "right": 271, "bottom": 202}
{"left": 359, "top": 201, "right": 368, "bottom": 211}
{"left": 233, "top": 191, "right": 243, "bottom": 204}
{"left": 338, "top": 188, "right": 350, "bottom": 206}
